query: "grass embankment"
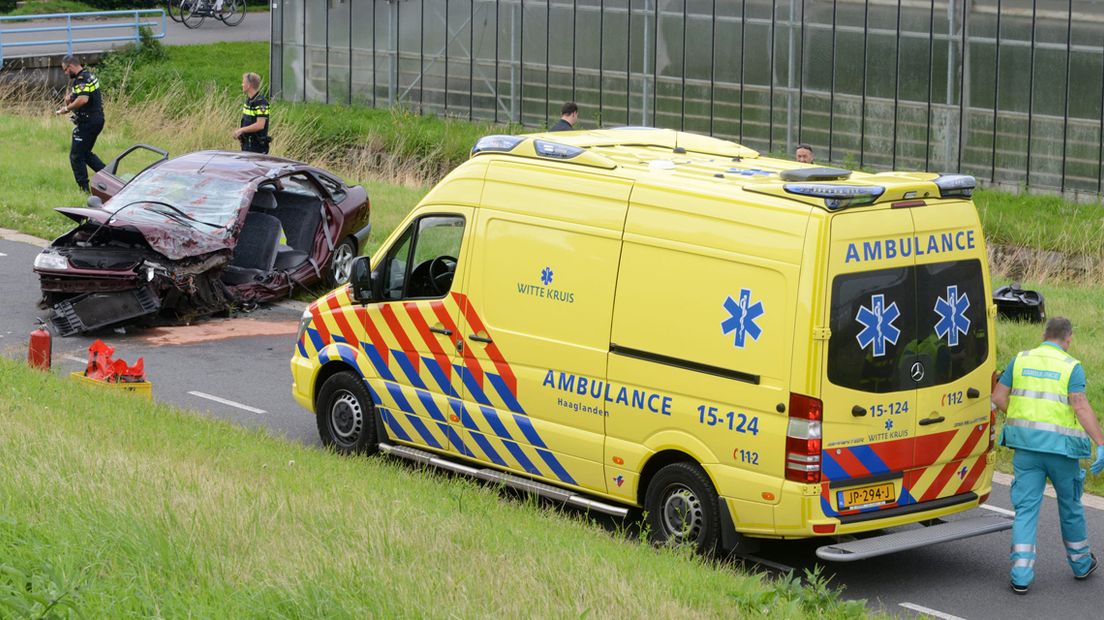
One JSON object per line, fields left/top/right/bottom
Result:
{"left": 2, "top": 1, "right": 268, "bottom": 15}
{"left": 2, "top": 0, "right": 98, "bottom": 15}
{"left": 0, "top": 359, "right": 865, "bottom": 618}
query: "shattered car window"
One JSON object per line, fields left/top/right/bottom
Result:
{"left": 109, "top": 169, "right": 249, "bottom": 235}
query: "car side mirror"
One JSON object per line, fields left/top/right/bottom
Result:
{"left": 86, "top": 195, "right": 103, "bottom": 209}
{"left": 350, "top": 256, "right": 375, "bottom": 304}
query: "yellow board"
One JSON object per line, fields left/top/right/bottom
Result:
{"left": 70, "top": 371, "right": 152, "bottom": 400}
{"left": 290, "top": 128, "right": 997, "bottom": 547}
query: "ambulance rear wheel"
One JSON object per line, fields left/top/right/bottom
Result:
{"left": 644, "top": 462, "right": 721, "bottom": 553}
{"left": 317, "top": 372, "right": 378, "bottom": 455}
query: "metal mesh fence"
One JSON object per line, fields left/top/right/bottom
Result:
{"left": 271, "top": 0, "right": 1104, "bottom": 196}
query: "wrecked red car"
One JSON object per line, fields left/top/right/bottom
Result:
{"left": 34, "top": 145, "right": 371, "bottom": 335}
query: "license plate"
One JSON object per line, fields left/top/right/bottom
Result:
{"left": 837, "top": 482, "right": 896, "bottom": 510}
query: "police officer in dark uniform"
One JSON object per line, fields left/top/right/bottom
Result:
{"left": 56, "top": 56, "right": 106, "bottom": 193}
{"left": 233, "top": 72, "right": 271, "bottom": 154}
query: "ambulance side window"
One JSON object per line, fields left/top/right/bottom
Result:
{"left": 381, "top": 228, "right": 413, "bottom": 301}
{"left": 378, "top": 214, "right": 466, "bottom": 301}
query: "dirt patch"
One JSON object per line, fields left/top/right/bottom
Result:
{"left": 138, "top": 318, "right": 299, "bottom": 346}
{"left": 988, "top": 243, "right": 1104, "bottom": 284}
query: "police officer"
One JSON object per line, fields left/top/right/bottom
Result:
{"left": 992, "top": 316, "right": 1104, "bottom": 594}
{"left": 56, "top": 56, "right": 105, "bottom": 193}
{"left": 233, "top": 72, "right": 271, "bottom": 154}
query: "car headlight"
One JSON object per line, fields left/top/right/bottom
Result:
{"left": 295, "top": 308, "right": 313, "bottom": 350}
{"left": 34, "top": 251, "right": 69, "bottom": 271}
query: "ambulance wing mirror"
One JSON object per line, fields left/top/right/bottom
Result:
{"left": 350, "top": 256, "right": 376, "bottom": 304}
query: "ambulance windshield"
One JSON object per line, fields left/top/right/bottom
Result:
{"left": 827, "top": 259, "right": 989, "bottom": 393}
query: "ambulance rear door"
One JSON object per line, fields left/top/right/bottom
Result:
{"left": 821, "top": 208, "right": 919, "bottom": 518}
{"left": 906, "top": 203, "right": 994, "bottom": 505}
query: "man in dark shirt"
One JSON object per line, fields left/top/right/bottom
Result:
{"left": 56, "top": 56, "right": 106, "bottom": 193}
{"left": 549, "top": 101, "right": 578, "bottom": 132}
{"left": 234, "top": 72, "right": 271, "bottom": 154}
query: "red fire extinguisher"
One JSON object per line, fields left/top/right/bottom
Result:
{"left": 28, "top": 322, "right": 51, "bottom": 370}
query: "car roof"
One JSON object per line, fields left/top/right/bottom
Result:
{"left": 159, "top": 150, "right": 319, "bottom": 183}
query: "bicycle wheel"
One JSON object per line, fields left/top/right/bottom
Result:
{"left": 219, "top": 0, "right": 245, "bottom": 26}
{"left": 179, "top": 0, "right": 206, "bottom": 29}
{"left": 166, "top": 0, "right": 183, "bottom": 23}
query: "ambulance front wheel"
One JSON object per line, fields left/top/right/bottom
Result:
{"left": 644, "top": 462, "right": 721, "bottom": 554}
{"left": 317, "top": 371, "right": 379, "bottom": 455}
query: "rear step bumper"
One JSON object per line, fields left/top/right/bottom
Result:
{"left": 378, "top": 442, "right": 630, "bottom": 518}
{"left": 816, "top": 512, "right": 1013, "bottom": 562}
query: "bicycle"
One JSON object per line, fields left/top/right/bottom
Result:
{"left": 178, "top": 0, "right": 246, "bottom": 29}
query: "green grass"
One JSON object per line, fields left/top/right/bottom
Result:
{"left": 100, "top": 42, "right": 507, "bottom": 176}
{"left": 975, "top": 190, "right": 1104, "bottom": 257}
{"left": 2, "top": 0, "right": 98, "bottom": 15}
{"left": 0, "top": 359, "right": 867, "bottom": 618}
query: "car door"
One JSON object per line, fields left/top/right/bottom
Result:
{"left": 353, "top": 208, "right": 473, "bottom": 453}
{"left": 89, "top": 144, "right": 168, "bottom": 200}
{"left": 907, "top": 205, "right": 995, "bottom": 504}
{"left": 447, "top": 162, "right": 629, "bottom": 494}
{"left": 820, "top": 208, "right": 919, "bottom": 517}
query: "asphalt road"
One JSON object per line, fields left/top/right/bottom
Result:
{"left": 2, "top": 231, "right": 1102, "bottom": 618}
{"left": 1, "top": 9, "right": 269, "bottom": 60}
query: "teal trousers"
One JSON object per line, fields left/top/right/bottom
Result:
{"left": 1010, "top": 448, "right": 1093, "bottom": 587}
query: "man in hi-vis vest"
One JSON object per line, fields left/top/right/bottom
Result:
{"left": 993, "top": 316, "right": 1104, "bottom": 594}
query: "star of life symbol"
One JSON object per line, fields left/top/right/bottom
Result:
{"left": 885, "top": 419, "right": 893, "bottom": 431}
{"left": 721, "top": 288, "right": 764, "bottom": 348}
{"left": 934, "top": 285, "right": 971, "bottom": 346}
{"left": 855, "top": 294, "right": 901, "bottom": 357}
{"left": 957, "top": 465, "right": 969, "bottom": 480}
{"left": 540, "top": 266, "right": 553, "bottom": 286}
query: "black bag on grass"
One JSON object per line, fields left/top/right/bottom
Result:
{"left": 993, "top": 283, "right": 1046, "bottom": 323}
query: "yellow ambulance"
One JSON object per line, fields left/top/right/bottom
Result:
{"left": 291, "top": 129, "right": 1010, "bottom": 559}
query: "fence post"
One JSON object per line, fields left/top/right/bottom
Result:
{"left": 66, "top": 15, "right": 72, "bottom": 57}
{"left": 944, "top": 0, "right": 956, "bottom": 170}
{"left": 388, "top": 0, "right": 399, "bottom": 106}
{"left": 786, "top": 0, "right": 797, "bottom": 156}
{"left": 510, "top": 0, "right": 520, "bottom": 122}
{"left": 134, "top": 10, "right": 141, "bottom": 45}
{"left": 642, "top": 0, "right": 651, "bottom": 126}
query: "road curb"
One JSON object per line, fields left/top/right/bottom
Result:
{"left": 0, "top": 228, "right": 49, "bottom": 248}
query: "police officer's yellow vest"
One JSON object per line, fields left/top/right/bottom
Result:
{"left": 1001, "top": 344, "right": 1092, "bottom": 458}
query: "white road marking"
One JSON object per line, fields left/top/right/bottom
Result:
{"left": 0, "top": 252, "right": 7, "bottom": 257}
{"left": 187, "top": 391, "right": 267, "bottom": 414}
{"left": 899, "top": 602, "right": 966, "bottom": 620}
{"left": 980, "top": 504, "right": 1015, "bottom": 517}
{"left": 63, "top": 354, "right": 86, "bottom": 364}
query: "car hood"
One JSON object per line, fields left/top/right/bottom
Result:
{"left": 56, "top": 207, "right": 232, "bottom": 260}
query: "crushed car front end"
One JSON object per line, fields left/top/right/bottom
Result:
{"left": 34, "top": 216, "right": 234, "bottom": 336}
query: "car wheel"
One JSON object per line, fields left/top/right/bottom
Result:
{"left": 316, "top": 371, "right": 379, "bottom": 455}
{"left": 644, "top": 461, "right": 721, "bottom": 553}
{"left": 327, "top": 237, "right": 357, "bottom": 287}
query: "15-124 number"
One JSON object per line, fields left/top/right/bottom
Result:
{"left": 697, "top": 406, "right": 759, "bottom": 435}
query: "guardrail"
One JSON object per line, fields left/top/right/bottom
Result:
{"left": 0, "top": 9, "right": 166, "bottom": 69}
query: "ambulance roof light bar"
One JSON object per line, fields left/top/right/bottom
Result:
{"left": 533, "top": 139, "right": 586, "bottom": 160}
{"left": 934, "top": 174, "right": 976, "bottom": 199}
{"left": 782, "top": 183, "right": 886, "bottom": 210}
{"left": 471, "top": 134, "right": 525, "bottom": 155}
